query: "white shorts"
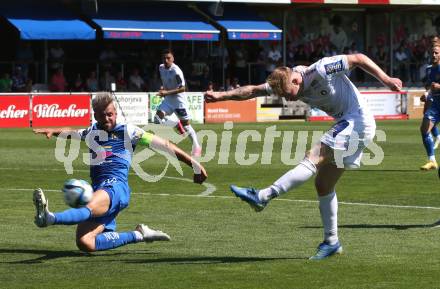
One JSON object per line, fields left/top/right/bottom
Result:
{"left": 320, "top": 110, "right": 376, "bottom": 169}
{"left": 158, "top": 98, "right": 191, "bottom": 121}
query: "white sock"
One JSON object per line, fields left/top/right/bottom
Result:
{"left": 429, "top": 155, "right": 436, "bottom": 162}
{"left": 259, "top": 159, "right": 317, "bottom": 202}
{"left": 319, "top": 192, "right": 338, "bottom": 245}
{"left": 184, "top": 125, "right": 200, "bottom": 148}
{"left": 134, "top": 230, "right": 143, "bottom": 242}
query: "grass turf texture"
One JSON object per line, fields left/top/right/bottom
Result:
{"left": 0, "top": 120, "right": 439, "bottom": 289}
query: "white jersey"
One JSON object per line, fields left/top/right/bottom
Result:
{"left": 268, "top": 55, "right": 370, "bottom": 119}
{"left": 159, "top": 63, "right": 186, "bottom": 104}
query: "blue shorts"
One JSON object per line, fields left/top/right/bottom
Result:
{"left": 424, "top": 101, "right": 440, "bottom": 123}
{"left": 92, "top": 178, "right": 131, "bottom": 231}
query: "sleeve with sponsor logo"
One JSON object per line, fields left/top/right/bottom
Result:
{"left": 318, "top": 55, "right": 349, "bottom": 77}
{"left": 126, "top": 123, "right": 146, "bottom": 145}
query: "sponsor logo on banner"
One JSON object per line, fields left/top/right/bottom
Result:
{"left": 0, "top": 95, "right": 30, "bottom": 128}
{"left": 205, "top": 99, "right": 256, "bottom": 123}
{"left": 92, "top": 93, "right": 149, "bottom": 125}
{"left": 32, "top": 94, "right": 91, "bottom": 127}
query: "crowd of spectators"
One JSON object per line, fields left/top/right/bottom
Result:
{"left": 0, "top": 29, "right": 437, "bottom": 94}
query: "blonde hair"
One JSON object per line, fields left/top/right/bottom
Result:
{"left": 266, "top": 67, "right": 292, "bottom": 97}
{"left": 92, "top": 92, "right": 115, "bottom": 112}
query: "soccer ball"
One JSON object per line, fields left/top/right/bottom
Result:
{"left": 62, "top": 179, "right": 93, "bottom": 208}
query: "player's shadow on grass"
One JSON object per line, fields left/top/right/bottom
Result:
{"left": 0, "top": 248, "right": 136, "bottom": 264}
{"left": 0, "top": 249, "right": 306, "bottom": 264}
{"left": 303, "top": 220, "right": 440, "bottom": 231}
{"left": 353, "top": 169, "right": 422, "bottom": 172}
{"left": 123, "top": 256, "right": 304, "bottom": 265}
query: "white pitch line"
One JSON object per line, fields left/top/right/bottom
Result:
{"left": 0, "top": 167, "right": 216, "bottom": 196}
{"left": 4, "top": 188, "right": 440, "bottom": 211}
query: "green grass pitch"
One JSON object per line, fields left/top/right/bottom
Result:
{"left": 1, "top": 120, "right": 440, "bottom": 288}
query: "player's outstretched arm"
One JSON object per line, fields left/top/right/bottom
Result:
{"left": 204, "top": 83, "right": 268, "bottom": 102}
{"left": 346, "top": 53, "right": 402, "bottom": 91}
{"left": 33, "top": 127, "right": 80, "bottom": 139}
{"left": 147, "top": 134, "right": 207, "bottom": 184}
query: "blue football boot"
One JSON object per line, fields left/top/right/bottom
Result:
{"left": 309, "top": 241, "right": 343, "bottom": 260}
{"left": 230, "top": 185, "right": 267, "bottom": 212}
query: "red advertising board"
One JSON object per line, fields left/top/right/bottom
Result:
{"left": 0, "top": 95, "right": 30, "bottom": 128}
{"left": 32, "top": 94, "right": 91, "bottom": 127}
{"left": 205, "top": 99, "right": 257, "bottom": 123}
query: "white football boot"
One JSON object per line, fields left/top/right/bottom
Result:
{"left": 135, "top": 224, "right": 171, "bottom": 242}
{"left": 33, "top": 188, "right": 50, "bottom": 227}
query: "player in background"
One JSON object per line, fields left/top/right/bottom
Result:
{"left": 420, "top": 43, "right": 440, "bottom": 170}
{"left": 154, "top": 49, "right": 202, "bottom": 157}
{"left": 33, "top": 92, "right": 207, "bottom": 252}
{"left": 205, "top": 53, "right": 401, "bottom": 260}
{"left": 420, "top": 91, "right": 440, "bottom": 150}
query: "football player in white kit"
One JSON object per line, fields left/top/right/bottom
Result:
{"left": 205, "top": 53, "right": 402, "bottom": 260}
{"left": 155, "top": 49, "right": 202, "bottom": 157}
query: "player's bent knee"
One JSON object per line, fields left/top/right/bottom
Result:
{"left": 76, "top": 236, "right": 96, "bottom": 252}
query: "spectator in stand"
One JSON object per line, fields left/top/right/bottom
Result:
{"left": 329, "top": 15, "right": 348, "bottom": 53}
{"left": 128, "top": 68, "right": 145, "bottom": 92}
{"left": 86, "top": 71, "right": 99, "bottom": 92}
{"left": 266, "top": 43, "right": 282, "bottom": 77}
{"left": 115, "top": 72, "right": 127, "bottom": 92}
{"left": 100, "top": 69, "right": 116, "bottom": 91}
{"left": 0, "top": 73, "right": 12, "bottom": 92}
{"left": 72, "top": 74, "right": 85, "bottom": 92}
{"left": 50, "top": 68, "right": 67, "bottom": 92}
{"left": 11, "top": 66, "right": 27, "bottom": 92}
{"left": 49, "top": 42, "right": 65, "bottom": 70}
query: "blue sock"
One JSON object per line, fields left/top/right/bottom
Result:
{"left": 422, "top": 132, "right": 435, "bottom": 158}
{"left": 432, "top": 126, "right": 439, "bottom": 138}
{"left": 54, "top": 207, "right": 92, "bottom": 225}
{"left": 95, "top": 231, "right": 137, "bottom": 251}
